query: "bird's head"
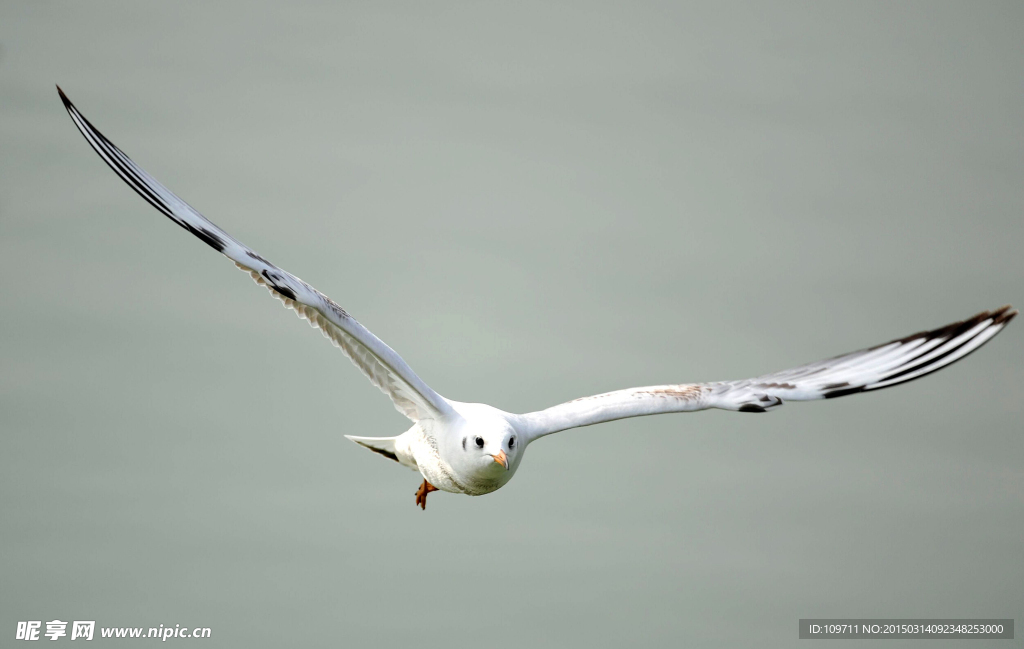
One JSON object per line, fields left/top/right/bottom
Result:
{"left": 459, "top": 424, "right": 520, "bottom": 476}
{"left": 444, "top": 401, "right": 528, "bottom": 487}
{"left": 444, "top": 405, "right": 523, "bottom": 483}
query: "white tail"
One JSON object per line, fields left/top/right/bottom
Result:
{"left": 345, "top": 435, "right": 402, "bottom": 464}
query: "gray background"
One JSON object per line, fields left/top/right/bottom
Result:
{"left": 2, "top": 2, "right": 1021, "bottom": 647}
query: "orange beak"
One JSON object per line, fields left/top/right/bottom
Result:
{"left": 490, "top": 450, "right": 509, "bottom": 470}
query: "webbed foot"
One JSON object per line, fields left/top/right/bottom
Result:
{"left": 414, "top": 480, "right": 438, "bottom": 510}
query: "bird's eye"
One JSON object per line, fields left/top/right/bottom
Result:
{"left": 475, "top": 436, "right": 484, "bottom": 448}
{"left": 509, "top": 437, "right": 516, "bottom": 449}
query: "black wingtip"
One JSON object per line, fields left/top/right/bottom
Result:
{"left": 820, "top": 304, "right": 1017, "bottom": 401}
{"left": 992, "top": 304, "right": 1017, "bottom": 326}
{"left": 886, "top": 304, "right": 1017, "bottom": 349}
{"left": 56, "top": 84, "right": 71, "bottom": 107}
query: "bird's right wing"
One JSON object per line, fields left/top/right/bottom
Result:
{"left": 515, "top": 306, "right": 1015, "bottom": 440}
{"left": 58, "top": 86, "right": 454, "bottom": 423}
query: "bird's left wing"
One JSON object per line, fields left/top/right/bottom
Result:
{"left": 515, "top": 306, "right": 1015, "bottom": 441}
{"left": 58, "top": 87, "right": 454, "bottom": 423}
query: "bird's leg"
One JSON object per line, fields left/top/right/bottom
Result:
{"left": 414, "top": 480, "right": 439, "bottom": 510}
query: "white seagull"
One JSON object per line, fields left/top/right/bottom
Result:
{"left": 58, "top": 87, "right": 1016, "bottom": 509}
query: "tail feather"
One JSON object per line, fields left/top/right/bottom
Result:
{"left": 345, "top": 435, "right": 401, "bottom": 463}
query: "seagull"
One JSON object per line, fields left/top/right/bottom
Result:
{"left": 58, "top": 86, "right": 1016, "bottom": 509}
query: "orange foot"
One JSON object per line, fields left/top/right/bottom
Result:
{"left": 414, "top": 480, "right": 438, "bottom": 510}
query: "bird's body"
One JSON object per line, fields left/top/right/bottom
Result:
{"left": 58, "top": 86, "right": 1017, "bottom": 509}
{"left": 376, "top": 403, "right": 524, "bottom": 496}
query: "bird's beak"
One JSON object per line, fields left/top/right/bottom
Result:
{"left": 491, "top": 450, "right": 509, "bottom": 470}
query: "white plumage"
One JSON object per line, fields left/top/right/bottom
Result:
{"left": 58, "top": 87, "right": 1016, "bottom": 509}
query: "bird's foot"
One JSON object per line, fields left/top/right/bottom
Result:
{"left": 414, "top": 480, "right": 438, "bottom": 510}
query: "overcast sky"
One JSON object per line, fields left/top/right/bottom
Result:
{"left": 2, "top": 2, "right": 1022, "bottom": 647}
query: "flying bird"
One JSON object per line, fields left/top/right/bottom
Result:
{"left": 58, "top": 86, "right": 1016, "bottom": 509}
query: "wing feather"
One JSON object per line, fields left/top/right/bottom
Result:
{"left": 516, "top": 306, "right": 1015, "bottom": 440}
{"left": 59, "top": 86, "right": 453, "bottom": 423}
